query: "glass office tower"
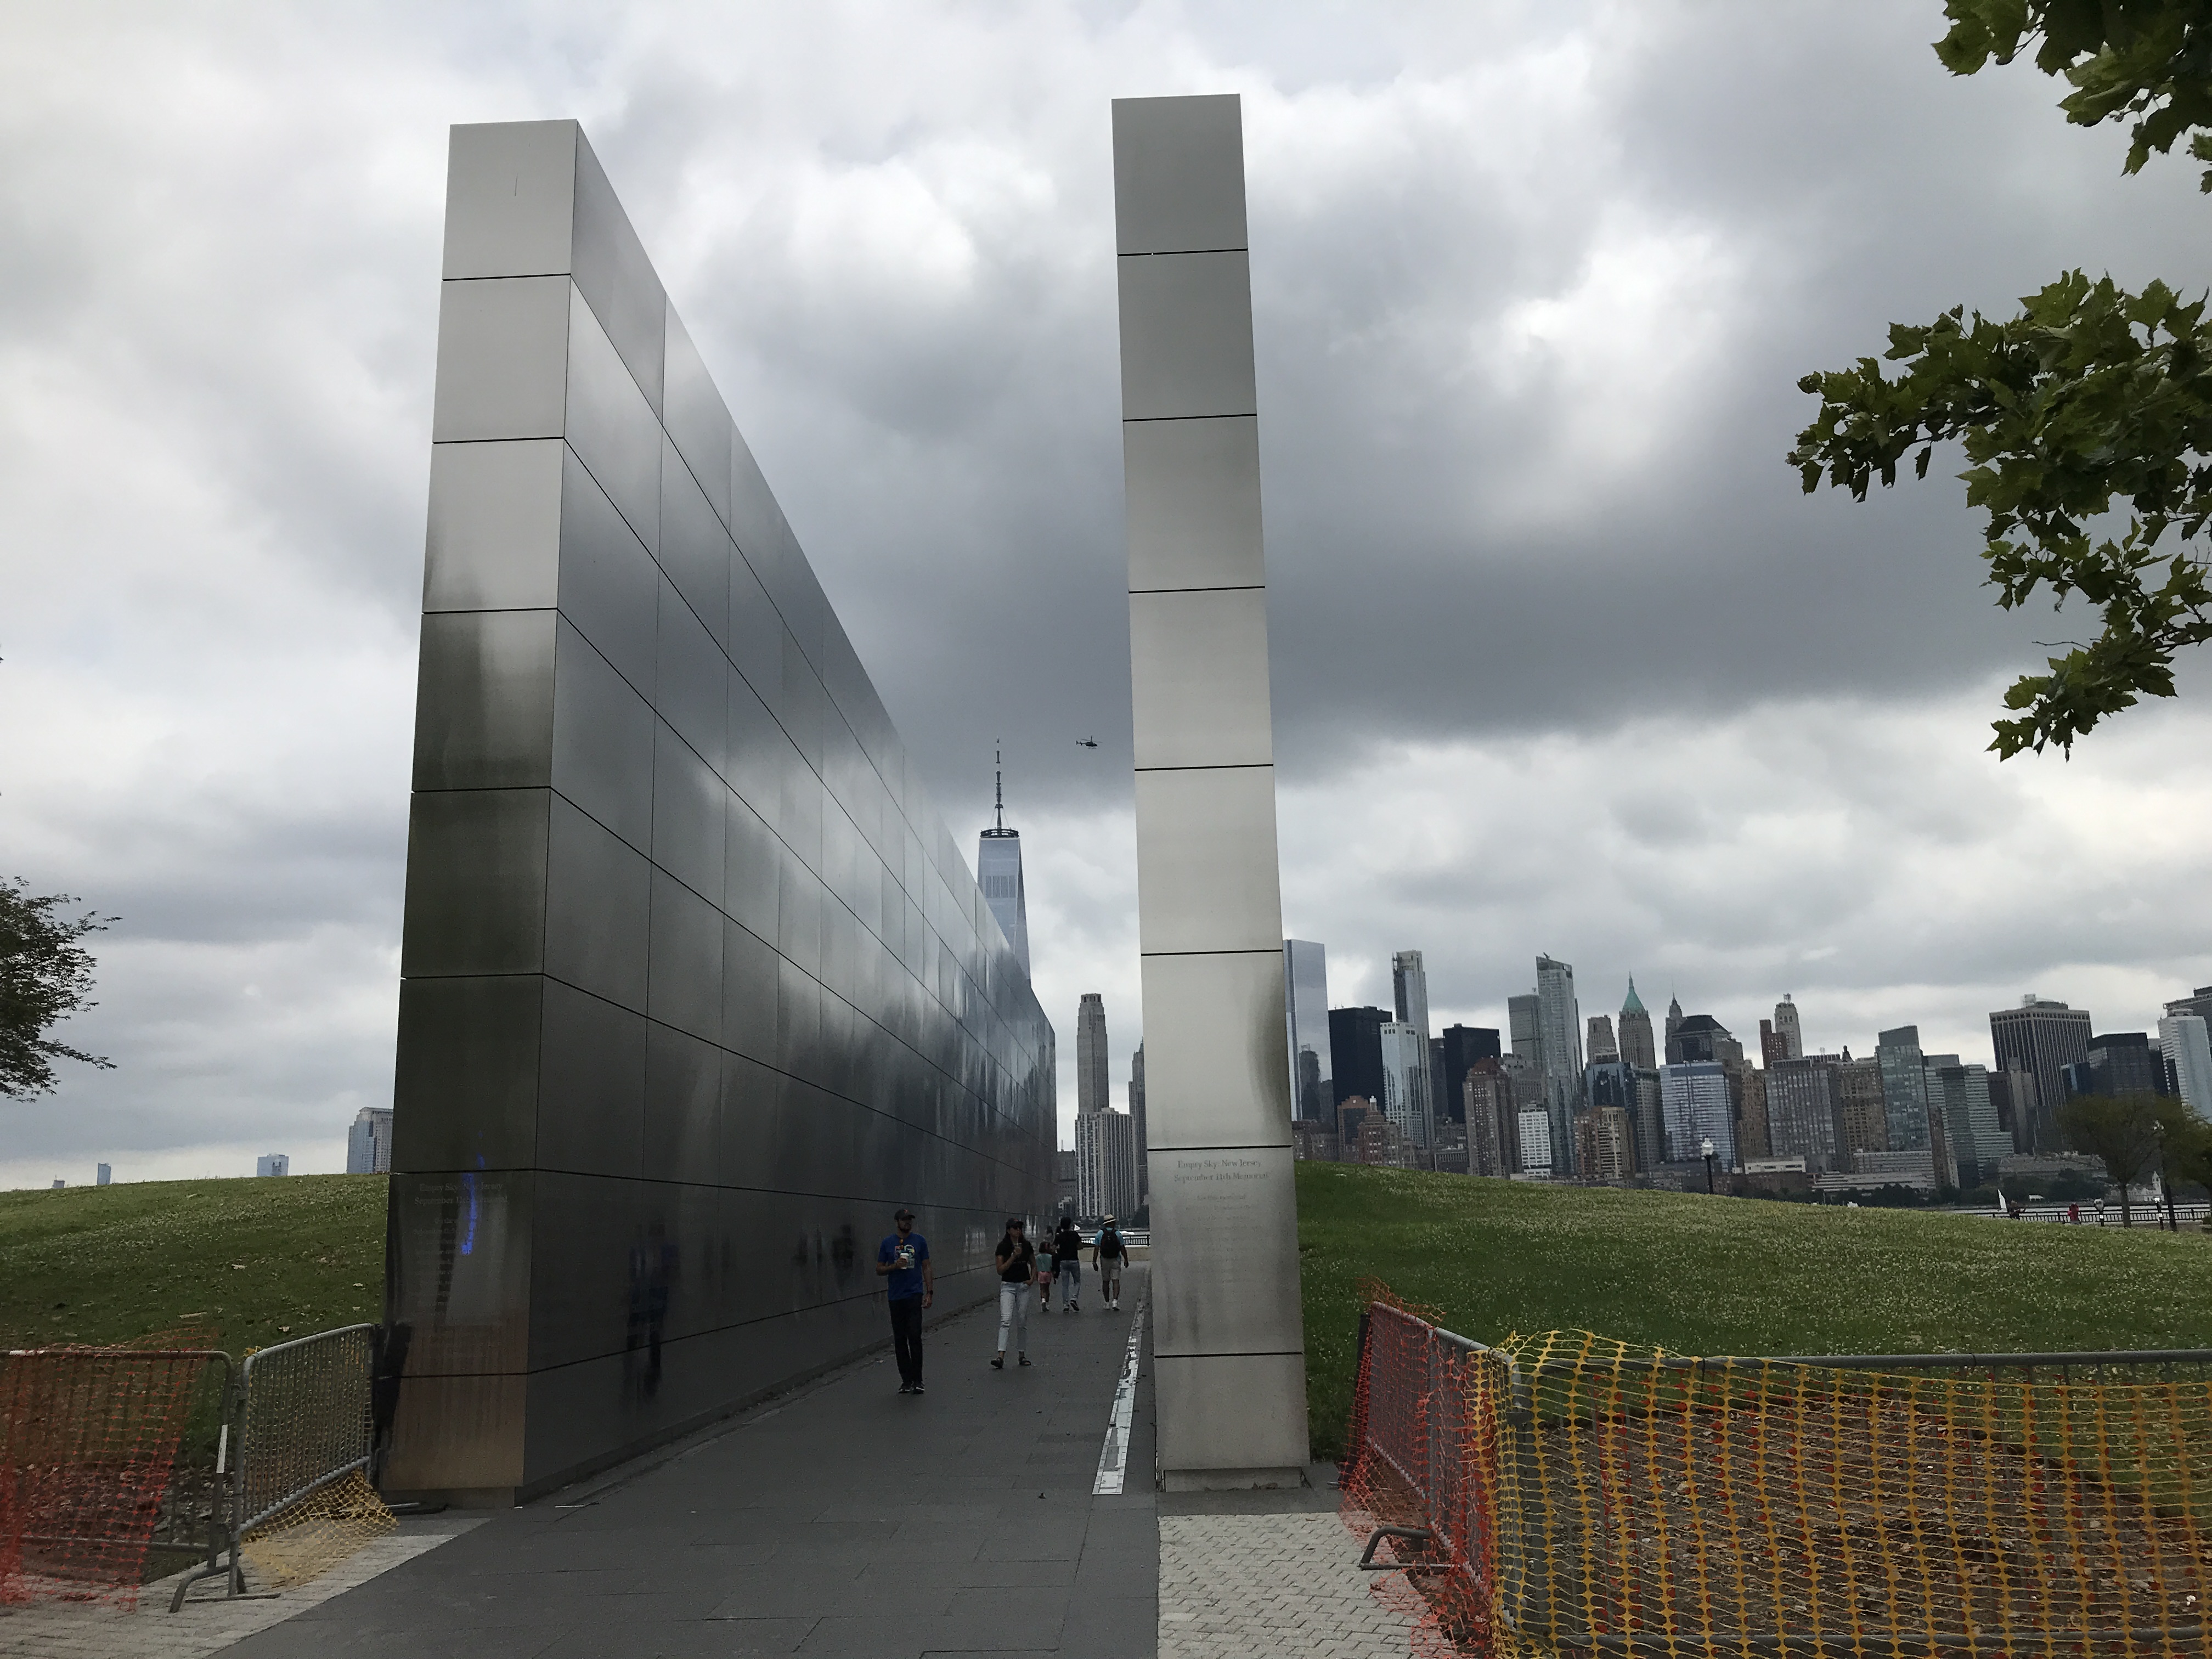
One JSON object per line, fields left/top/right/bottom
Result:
{"left": 1283, "top": 940, "right": 1333, "bottom": 1122}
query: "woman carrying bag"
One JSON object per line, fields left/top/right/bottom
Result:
{"left": 992, "top": 1218, "right": 1037, "bottom": 1370}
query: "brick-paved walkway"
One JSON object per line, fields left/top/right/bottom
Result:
{"left": 1158, "top": 1512, "right": 1419, "bottom": 1659}
{"left": 0, "top": 1518, "right": 481, "bottom": 1659}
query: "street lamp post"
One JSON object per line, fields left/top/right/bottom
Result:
{"left": 1700, "top": 1136, "right": 1717, "bottom": 1196}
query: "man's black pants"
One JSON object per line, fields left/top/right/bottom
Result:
{"left": 889, "top": 1295, "right": 924, "bottom": 1386}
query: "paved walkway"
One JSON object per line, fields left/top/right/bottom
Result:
{"left": 2, "top": 1260, "right": 1420, "bottom": 1659}
{"left": 227, "top": 1266, "right": 1158, "bottom": 1659}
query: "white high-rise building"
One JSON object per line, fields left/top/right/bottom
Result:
{"left": 2160, "top": 1013, "right": 2212, "bottom": 1121}
{"left": 1379, "top": 1021, "right": 1430, "bottom": 1149}
{"left": 977, "top": 746, "right": 1030, "bottom": 977}
{"left": 256, "top": 1154, "right": 290, "bottom": 1178}
{"left": 1516, "top": 1108, "right": 1554, "bottom": 1175}
{"left": 1076, "top": 1109, "right": 1139, "bottom": 1220}
{"left": 1773, "top": 995, "right": 1804, "bottom": 1061}
{"left": 347, "top": 1107, "right": 395, "bottom": 1175}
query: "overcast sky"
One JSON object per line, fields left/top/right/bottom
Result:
{"left": 4, "top": 1, "right": 2209, "bottom": 1184}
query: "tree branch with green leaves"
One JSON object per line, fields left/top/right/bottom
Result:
{"left": 1788, "top": 1, "right": 2212, "bottom": 758}
{"left": 1, "top": 879, "right": 115, "bottom": 1100}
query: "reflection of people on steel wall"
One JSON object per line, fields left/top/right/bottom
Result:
{"left": 626, "top": 1222, "right": 679, "bottom": 1399}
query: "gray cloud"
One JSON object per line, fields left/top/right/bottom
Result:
{"left": 1, "top": 1, "right": 2205, "bottom": 1175}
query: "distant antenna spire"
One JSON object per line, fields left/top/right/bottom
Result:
{"left": 994, "top": 740, "right": 1005, "bottom": 832}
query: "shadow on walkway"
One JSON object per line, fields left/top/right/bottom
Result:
{"left": 225, "top": 1265, "right": 1157, "bottom": 1659}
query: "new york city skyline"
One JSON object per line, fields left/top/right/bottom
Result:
{"left": 4, "top": 2, "right": 2210, "bottom": 1183}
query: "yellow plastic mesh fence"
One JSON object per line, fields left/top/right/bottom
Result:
{"left": 1339, "top": 1285, "right": 2212, "bottom": 1657}
{"left": 235, "top": 1325, "right": 393, "bottom": 1589}
{"left": 0, "top": 1346, "right": 219, "bottom": 1607}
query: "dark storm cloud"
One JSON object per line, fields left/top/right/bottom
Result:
{"left": 3, "top": 0, "right": 2208, "bottom": 1177}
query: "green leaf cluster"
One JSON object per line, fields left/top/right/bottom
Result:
{"left": 1789, "top": 272, "right": 2212, "bottom": 755}
{"left": 0, "top": 878, "right": 115, "bottom": 1099}
{"left": 1937, "top": 1, "right": 2212, "bottom": 188}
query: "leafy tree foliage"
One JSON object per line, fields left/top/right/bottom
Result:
{"left": 0, "top": 879, "right": 114, "bottom": 1099}
{"left": 1788, "top": 2, "right": 2212, "bottom": 757}
{"left": 2054, "top": 1089, "right": 2191, "bottom": 1224}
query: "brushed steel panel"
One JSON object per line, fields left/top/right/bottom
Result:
{"left": 1111, "top": 94, "right": 1247, "bottom": 257}
{"left": 721, "top": 917, "right": 778, "bottom": 1065}
{"left": 572, "top": 131, "right": 666, "bottom": 416}
{"left": 556, "top": 446, "right": 659, "bottom": 693}
{"left": 1148, "top": 1143, "right": 1303, "bottom": 1358}
{"left": 644, "top": 1020, "right": 721, "bottom": 1181}
{"left": 1138, "top": 950, "right": 1291, "bottom": 1152}
{"left": 726, "top": 670, "right": 786, "bottom": 821}
{"left": 392, "top": 975, "right": 544, "bottom": 1173}
{"left": 550, "top": 618, "right": 654, "bottom": 854}
{"left": 566, "top": 283, "right": 660, "bottom": 551}
{"left": 543, "top": 793, "right": 651, "bottom": 1011}
{"left": 442, "top": 120, "right": 578, "bottom": 279}
{"left": 386, "top": 1167, "right": 535, "bottom": 1377}
{"left": 413, "top": 609, "right": 556, "bottom": 792}
{"left": 723, "top": 792, "right": 781, "bottom": 943}
{"left": 431, "top": 275, "right": 571, "bottom": 443}
{"left": 1131, "top": 766, "right": 1283, "bottom": 955}
{"left": 536, "top": 980, "right": 645, "bottom": 1180}
{"left": 1123, "top": 416, "right": 1263, "bottom": 593}
{"left": 1116, "top": 252, "right": 1257, "bottom": 421}
{"left": 659, "top": 435, "right": 731, "bottom": 654}
{"left": 647, "top": 867, "right": 724, "bottom": 1045}
{"left": 1128, "top": 588, "right": 1273, "bottom": 771}
{"left": 777, "top": 849, "right": 824, "bottom": 979}
{"left": 1153, "top": 1353, "right": 1309, "bottom": 1477}
{"left": 662, "top": 305, "right": 731, "bottom": 528}
{"left": 425, "top": 439, "right": 563, "bottom": 612}
{"left": 399, "top": 788, "right": 549, "bottom": 978}
{"left": 656, "top": 576, "right": 729, "bottom": 777}
{"left": 717, "top": 1051, "right": 780, "bottom": 1186}
{"left": 650, "top": 724, "right": 725, "bottom": 910}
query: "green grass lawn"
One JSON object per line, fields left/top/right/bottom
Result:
{"left": 1297, "top": 1161, "right": 2212, "bottom": 1459}
{"left": 0, "top": 1174, "right": 386, "bottom": 1353}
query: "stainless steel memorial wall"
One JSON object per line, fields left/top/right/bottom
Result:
{"left": 1112, "top": 94, "right": 1310, "bottom": 1488}
{"left": 386, "top": 119, "right": 1055, "bottom": 1503}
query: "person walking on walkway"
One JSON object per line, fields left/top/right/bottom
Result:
{"left": 992, "top": 1217, "right": 1036, "bottom": 1370}
{"left": 1053, "top": 1216, "right": 1086, "bottom": 1312}
{"left": 876, "top": 1207, "right": 933, "bottom": 1395}
{"left": 1093, "top": 1215, "right": 1126, "bottom": 1311}
{"left": 1035, "top": 1223, "right": 1057, "bottom": 1314}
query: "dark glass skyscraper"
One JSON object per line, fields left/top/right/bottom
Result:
{"left": 1437, "top": 1024, "right": 1501, "bottom": 1127}
{"left": 1989, "top": 997, "right": 2092, "bottom": 1135}
{"left": 1328, "top": 1006, "right": 1390, "bottom": 1110}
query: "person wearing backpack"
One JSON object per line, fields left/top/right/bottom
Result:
{"left": 1052, "top": 1216, "right": 1085, "bottom": 1312}
{"left": 1092, "top": 1216, "right": 1126, "bottom": 1311}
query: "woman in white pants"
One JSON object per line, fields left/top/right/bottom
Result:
{"left": 992, "top": 1218, "right": 1036, "bottom": 1369}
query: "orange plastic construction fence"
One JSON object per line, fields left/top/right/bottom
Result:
{"left": 0, "top": 1346, "right": 218, "bottom": 1607}
{"left": 1340, "top": 1290, "right": 2212, "bottom": 1657}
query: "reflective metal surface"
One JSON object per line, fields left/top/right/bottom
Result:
{"left": 389, "top": 120, "right": 1055, "bottom": 1502}
{"left": 1114, "top": 93, "right": 1309, "bottom": 1486}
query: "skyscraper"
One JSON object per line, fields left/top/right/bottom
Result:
{"left": 1130, "top": 1043, "right": 1148, "bottom": 1204}
{"left": 977, "top": 745, "right": 1031, "bottom": 976}
{"left": 1536, "top": 956, "right": 1584, "bottom": 1176}
{"left": 1664, "top": 993, "right": 1685, "bottom": 1064}
{"left": 347, "top": 1106, "right": 395, "bottom": 1175}
{"left": 1379, "top": 1021, "right": 1431, "bottom": 1149}
{"left": 1767, "top": 1056, "right": 1843, "bottom": 1167}
{"left": 2070, "top": 1031, "right": 2162, "bottom": 1099}
{"left": 1328, "top": 1006, "right": 1390, "bottom": 1110}
{"left": 1659, "top": 1062, "right": 1734, "bottom": 1171}
{"left": 2160, "top": 1013, "right": 2212, "bottom": 1121}
{"left": 1076, "top": 994, "right": 1110, "bottom": 1118}
{"left": 1758, "top": 1020, "right": 1790, "bottom": 1070}
{"left": 1836, "top": 1058, "right": 1887, "bottom": 1153}
{"left": 1617, "top": 980, "right": 1656, "bottom": 1069}
{"left": 1076, "top": 1109, "right": 1139, "bottom": 1220}
{"left": 1877, "top": 1026, "right": 1933, "bottom": 1152}
{"left": 1585, "top": 1014, "right": 1618, "bottom": 1065}
{"left": 1671, "top": 1014, "right": 1736, "bottom": 1064}
{"left": 1508, "top": 994, "right": 1542, "bottom": 1064}
{"left": 1772, "top": 995, "right": 1804, "bottom": 1061}
{"left": 1391, "top": 951, "right": 1435, "bottom": 1144}
{"left": 1927, "top": 1060, "right": 2003, "bottom": 1187}
{"left": 1437, "top": 1025, "right": 1501, "bottom": 1127}
{"left": 1463, "top": 1059, "right": 1516, "bottom": 1176}
{"left": 1989, "top": 997, "right": 2092, "bottom": 1137}
{"left": 1284, "top": 940, "right": 1334, "bottom": 1122}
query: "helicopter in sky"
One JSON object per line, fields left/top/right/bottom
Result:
{"left": 1076, "top": 737, "right": 1098, "bottom": 749}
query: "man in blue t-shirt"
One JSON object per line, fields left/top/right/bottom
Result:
{"left": 875, "top": 1207, "right": 934, "bottom": 1395}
